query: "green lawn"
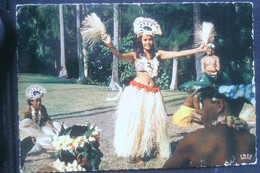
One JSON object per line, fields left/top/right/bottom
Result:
{"left": 18, "top": 73, "right": 188, "bottom": 120}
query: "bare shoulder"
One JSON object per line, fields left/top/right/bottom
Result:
{"left": 235, "top": 129, "right": 255, "bottom": 144}
{"left": 201, "top": 56, "right": 206, "bottom": 61}
{"left": 185, "top": 126, "right": 227, "bottom": 142}
{"left": 212, "top": 55, "right": 219, "bottom": 59}
{"left": 179, "top": 128, "right": 207, "bottom": 145}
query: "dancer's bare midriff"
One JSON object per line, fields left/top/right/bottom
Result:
{"left": 134, "top": 72, "right": 155, "bottom": 87}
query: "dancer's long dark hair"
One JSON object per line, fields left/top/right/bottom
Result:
{"left": 135, "top": 35, "right": 156, "bottom": 59}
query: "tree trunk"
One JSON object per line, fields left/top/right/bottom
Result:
{"left": 170, "top": 58, "right": 178, "bottom": 90}
{"left": 76, "top": 4, "right": 85, "bottom": 82}
{"left": 193, "top": 4, "right": 203, "bottom": 81}
{"left": 82, "top": 47, "right": 88, "bottom": 79}
{"left": 58, "top": 4, "right": 68, "bottom": 78}
{"left": 109, "top": 4, "right": 119, "bottom": 90}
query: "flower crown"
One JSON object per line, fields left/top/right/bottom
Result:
{"left": 208, "top": 43, "right": 215, "bottom": 49}
{"left": 52, "top": 123, "right": 102, "bottom": 171}
{"left": 25, "top": 84, "right": 47, "bottom": 100}
{"left": 133, "top": 17, "right": 162, "bottom": 37}
{"left": 217, "top": 84, "right": 254, "bottom": 103}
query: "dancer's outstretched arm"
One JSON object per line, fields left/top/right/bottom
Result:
{"left": 158, "top": 44, "right": 206, "bottom": 60}
{"left": 102, "top": 34, "right": 135, "bottom": 63}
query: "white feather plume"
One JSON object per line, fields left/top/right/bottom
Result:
{"left": 80, "top": 13, "right": 106, "bottom": 49}
{"left": 195, "top": 22, "right": 216, "bottom": 46}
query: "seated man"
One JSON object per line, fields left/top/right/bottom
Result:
{"left": 200, "top": 44, "right": 231, "bottom": 85}
{"left": 164, "top": 86, "right": 256, "bottom": 168}
{"left": 201, "top": 44, "right": 220, "bottom": 78}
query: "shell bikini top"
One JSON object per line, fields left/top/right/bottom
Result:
{"left": 136, "top": 53, "right": 160, "bottom": 78}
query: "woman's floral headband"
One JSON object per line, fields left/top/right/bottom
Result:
{"left": 218, "top": 84, "right": 254, "bottom": 102}
{"left": 25, "top": 84, "right": 47, "bottom": 100}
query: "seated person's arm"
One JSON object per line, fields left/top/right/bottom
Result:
{"left": 215, "top": 56, "right": 220, "bottom": 72}
{"left": 24, "top": 106, "right": 32, "bottom": 119}
{"left": 200, "top": 58, "right": 205, "bottom": 74}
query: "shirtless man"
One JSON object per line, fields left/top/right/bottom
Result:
{"left": 163, "top": 86, "right": 256, "bottom": 168}
{"left": 201, "top": 44, "right": 220, "bottom": 79}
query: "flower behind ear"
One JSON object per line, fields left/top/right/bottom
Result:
{"left": 218, "top": 84, "right": 254, "bottom": 103}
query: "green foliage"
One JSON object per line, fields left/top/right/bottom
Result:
{"left": 200, "top": 3, "right": 254, "bottom": 84}
{"left": 118, "top": 33, "right": 136, "bottom": 85}
{"left": 86, "top": 42, "right": 113, "bottom": 85}
{"left": 17, "top": 5, "right": 60, "bottom": 75}
{"left": 16, "top": 3, "right": 254, "bottom": 87}
{"left": 155, "top": 60, "right": 172, "bottom": 89}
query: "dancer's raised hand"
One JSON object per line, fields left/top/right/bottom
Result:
{"left": 102, "top": 34, "right": 112, "bottom": 46}
{"left": 198, "top": 43, "right": 207, "bottom": 52}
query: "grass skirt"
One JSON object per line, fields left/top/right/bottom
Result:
{"left": 114, "top": 84, "right": 170, "bottom": 158}
{"left": 19, "top": 118, "right": 61, "bottom": 147}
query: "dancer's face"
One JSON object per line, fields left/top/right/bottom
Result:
{"left": 141, "top": 35, "right": 154, "bottom": 51}
{"left": 31, "top": 98, "right": 42, "bottom": 110}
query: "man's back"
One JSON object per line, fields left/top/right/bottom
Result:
{"left": 163, "top": 125, "right": 255, "bottom": 168}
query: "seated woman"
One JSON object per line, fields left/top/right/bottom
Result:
{"left": 19, "top": 84, "right": 62, "bottom": 151}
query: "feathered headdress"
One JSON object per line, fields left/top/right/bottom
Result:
{"left": 25, "top": 84, "right": 47, "bottom": 100}
{"left": 194, "top": 22, "right": 216, "bottom": 47}
{"left": 133, "top": 17, "right": 162, "bottom": 37}
{"left": 80, "top": 13, "right": 106, "bottom": 49}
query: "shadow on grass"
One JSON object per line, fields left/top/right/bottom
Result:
{"left": 164, "top": 97, "right": 186, "bottom": 106}
{"left": 18, "top": 73, "right": 76, "bottom": 84}
{"left": 51, "top": 105, "right": 116, "bottom": 120}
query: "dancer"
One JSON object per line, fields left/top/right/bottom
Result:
{"left": 101, "top": 17, "right": 206, "bottom": 167}
{"left": 163, "top": 86, "right": 256, "bottom": 168}
{"left": 19, "top": 84, "right": 62, "bottom": 151}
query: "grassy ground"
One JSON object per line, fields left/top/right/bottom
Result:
{"left": 19, "top": 73, "right": 190, "bottom": 172}
{"left": 18, "top": 73, "right": 187, "bottom": 120}
{"left": 19, "top": 73, "right": 256, "bottom": 172}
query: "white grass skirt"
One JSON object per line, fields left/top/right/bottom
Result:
{"left": 19, "top": 118, "right": 61, "bottom": 147}
{"left": 114, "top": 85, "right": 170, "bottom": 158}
